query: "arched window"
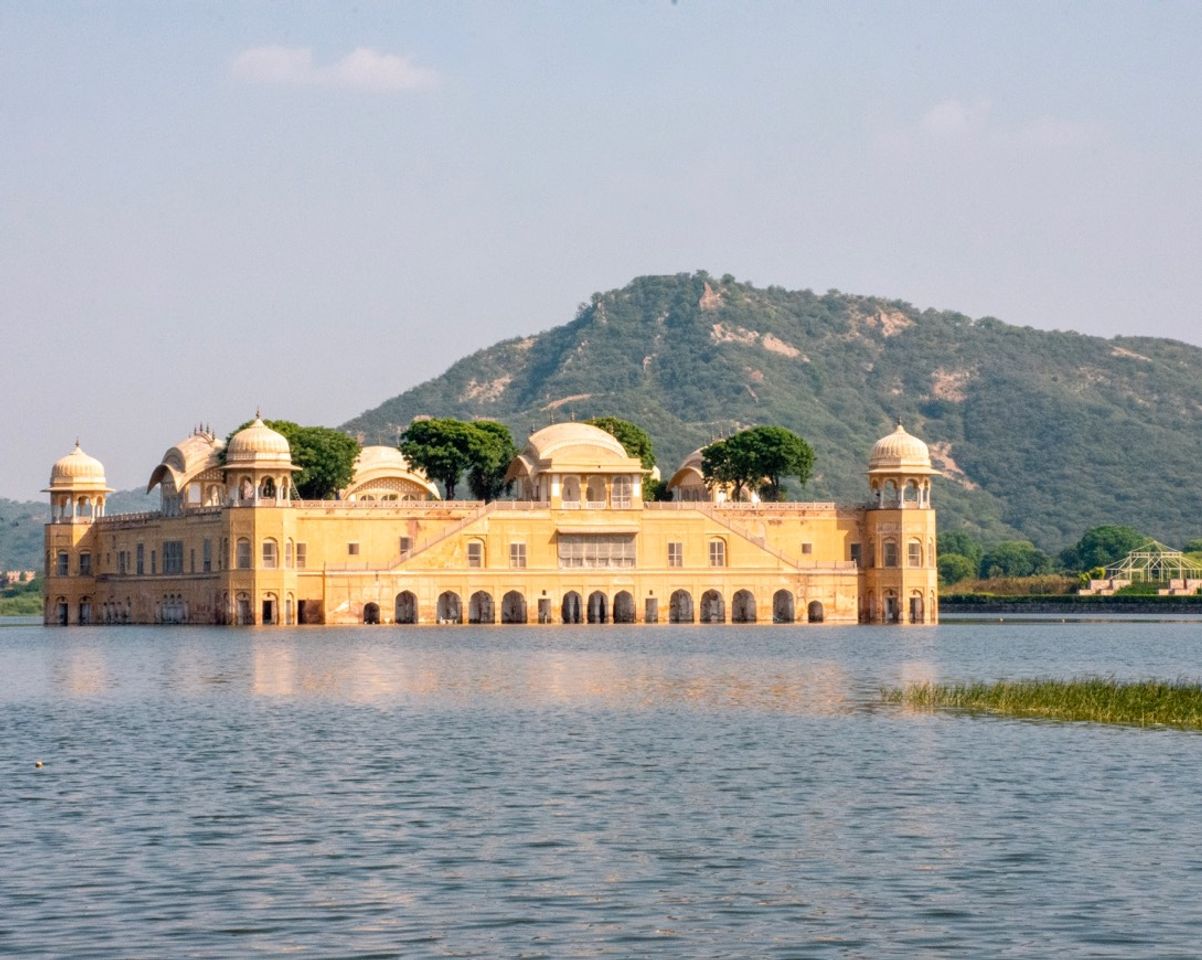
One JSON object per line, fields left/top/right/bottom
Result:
{"left": 260, "top": 477, "right": 276, "bottom": 499}
{"left": 561, "top": 476, "right": 580, "bottom": 503}
{"left": 466, "top": 540, "right": 484, "bottom": 568}
{"left": 236, "top": 538, "right": 252, "bottom": 570}
{"left": 586, "top": 477, "right": 606, "bottom": 506}
{"left": 904, "top": 480, "right": 919, "bottom": 503}
{"left": 285, "top": 539, "right": 294, "bottom": 568}
{"left": 262, "top": 539, "right": 278, "bottom": 569}
{"left": 709, "top": 539, "right": 727, "bottom": 567}
{"left": 883, "top": 540, "right": 899, "bottom": 568}
{"left": 908, "top": 539, "right": 922, "bottom": 567}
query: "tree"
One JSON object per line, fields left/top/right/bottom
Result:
{"left": 222, "top": 419, "right": 359, "bottom": 500}
{"left": 702, "top": 425, "right": 814, "bottom": 501}
{"left": 400, "top": 418, "right": 518, "bottom": 501}
{"left": 586, "top": 416, "right": 656, "bottom": 470}
{"left": 938, "top": 531, "right": 984, "bottom": 570}
{"left": 979, "top": 540, "right": 1053, "bottom": 579}
{"left": 1185, "top": 538, "right": 1202, "bottom": 555}
{"left": 938, "top": 553, "right": 975, "bottom": 586}
{"left": 465, "top": 420, "right": 517, "bottom": 502}
{"left": 399, "top": 418, "right": 479, "bottom": 500}
{"left": 1059, "top": 525, "right": 1147, "bottom": 572}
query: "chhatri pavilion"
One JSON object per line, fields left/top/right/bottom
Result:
{"left": 43, "top": 420, "right": 938, "bottom": 626}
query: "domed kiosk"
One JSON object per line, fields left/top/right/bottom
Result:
{"left": 505, "top": 422, "right": 645, "bottom": 507}
{"left": 863, "top": 422, "right": 938, "bottom": 625}
{"left": 44, "top": 442, "right": 113, "bottom": 523}
{"left": 224, "top": 416, "right": 299, "bottom": 505}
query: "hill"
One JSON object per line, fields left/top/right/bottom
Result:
{"left": 0, "top": 488, "right": 155, "bottom": 572}
{"left": 343, "top": 272, "right": 1202, "bottom": 550}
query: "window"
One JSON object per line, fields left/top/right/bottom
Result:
{"left": 262, "top": 539, "right": 278, "bottom": 569}
{"left": 668, "top": 542, "right": 683, "bottom": 567}
{"left": 56, "top": 551, "right": 70, "bottom": 576}
{"left": 467, "top": 541, "right": 484, "bottom": 568}
{"left": 189, "top": 548, "right": 195, "bottom": 574}
{"left": 118, "top": 551, "right": 128, "bottom": 575}
{"left": 709, "top": 539, "right": 726, "bottom": 567}
{"left": 557, "top": 534, "right": 636, "bottom": 569}
{"left": 136, "top": 543, "right": 145, "bottom": 576}
{"left": 163, "top": 541, "right": 184, "bottom": 575}
{"left": 883, "top": 540, "right": 899, "bottom": 568}
{"left": 236, "top": 538, "right": 251, "bottom": 570}
{"left": 801, "top": 542, "right": 813, "bottom": 555}
{"left": 203, "top": 539, "right": 212, "bottom": 573}
{"left": 285, "top": 540, "right": 293, "bottom": 568}
{"left": 295, "top": 543, "right": 307, "bottom": 569}
{"left": 908, "top": 540, "right": 922, "bottom": 567}
{"left": 399, "top": 536, "right": 412, "bottom": 555}
{"left": 509, "top": 542, "right": 526, "bottom": 568}
{"left": 612, "top": 476, "right": 633, "bottom": 508}
{"left": 78, "top": 553, "right": 92, "bottom": 576}
{"left": 151, "top": 550, "right": 157, "bottom": 575}
{"left": 850, "top": 543, "right": 862, "bottom": 567}
{"left": 347, "top": 542, "right": 360, "bottom": 556}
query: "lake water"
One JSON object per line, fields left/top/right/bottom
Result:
{"left": 3, "top": 620, "right": 1202, "bottom": 958}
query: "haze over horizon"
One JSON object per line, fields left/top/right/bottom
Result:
{"left": 3, "top": 2, "right": 1199, "bottom": 499}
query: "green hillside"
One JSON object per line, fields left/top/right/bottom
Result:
{"left": 0, "top": 488, "right": 155, "bottom": 572}
{"left": 343, "top": 272, "right": 1202, "bottom": 550}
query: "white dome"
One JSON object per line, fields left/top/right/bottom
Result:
{"left": 226, "top": 417, "right": 292, "bottom": 466}
{"left": 869, "top": 423, "right": 934, "bottom": 474}
{"left": 48, "top": 443, "right": 108, "bottom": 488}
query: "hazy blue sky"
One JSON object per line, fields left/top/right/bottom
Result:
{"left": 3, "top": 1, "right": 1199, "bottom": 498}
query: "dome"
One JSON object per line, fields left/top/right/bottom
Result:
{"left": 523, "top": 422, "right": 630, "bottom": 464}
{"left": 147, "top": 429, "right": 224, "bottom": 493}
{"left": 343, "top": 446, "right": 440, "bottom": 500}
{"left": 869, "top": 423, "right": 935, "bottom": 474}
{"left": 47, "top": 442, "right": 109, "bottom": 489}
{"left": 226, "top": 417, "right": 293, "bottom": 466}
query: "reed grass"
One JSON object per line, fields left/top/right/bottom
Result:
{"left": 884, "top": 677, "right": 1202, "bottom": 728}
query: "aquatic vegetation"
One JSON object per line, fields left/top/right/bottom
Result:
{"left": 885, "top": 677, "right": 1202, "bottom": 728}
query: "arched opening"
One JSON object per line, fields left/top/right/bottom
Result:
{"left": 236, "top": 538, "right": 251, "bottom": 570}
{"left": 807, "top": 600, "right": 824, "bottom": 624}
{"left": 55, "top": 597, "right": 68, "bottom": 625}
{"left": 561, "top": 476, "right": 580, "bottom": 503}
{"left": 612, "top": 476, "right": 633, "bottom": 508}
{"left": 394, "top": 591, "right": 418, "bottom": 624}
{"left": 587, "top": 590, "right": 608, "bottom": 624}
{"left": 884, "top": 590, "right": 900, "bottom": 624}
{"left": 883, "top": 540, "right": 899, "bottom": 568}
{"left": 732, "top": 590, "right": 756, "bottom": 623}
{"left": 561, "top": 591, "right": 582, "bottom": 624}
{"left": 904, "top": 480, "right": 919, "bottom": 503}
{"left": 469, "top": 591, "right": 495, "bottom": 624}
{"left": 909, "top": 592, "right": 925, "bottom": 624}
{"left": 78, "top": 598, "right": 93, "bottom": 625}
{"left": 612, "top": 591, "right": 635, "bottom": 623}
{"left": 262, "top": 593, "right": 278, "bottom": 625}
{"left": 669, "top": 589, "right": 694, "bottom": 623}
{"left": 363, "top": 602, "right": 380, "bottom": 625}
{"left": 908, "top": 539, "right": 923, "bottom": 567}
{"left": 260, "top": 476, "right": 276, "bottom": 500}
{"left": 235, "top": 592, "right": 252, "bottom": 625}
{"left": 586, "top": 477, "right": 606, "bottom": 506}
{"left": 239, "top": 477, "right": 253, "bottom": 502}
{"left": 772, "top": 590, "right": 795, "bottom": 624}
{"left": 501, "top": 591, "right": 526, "bottom": 624}
{"left": 262, "top": 538, "right": 278, "bottom": 569}
{"left": 700, "top": 590, "right": 725, "bottom": 623}
{"left": 436, "top": 591, "right": 462, "bottom": 624}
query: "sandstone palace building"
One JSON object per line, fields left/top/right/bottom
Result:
{"left": 43, "top": 420, "right": 938, "bottom": 627}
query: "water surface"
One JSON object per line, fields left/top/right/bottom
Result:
{"left": 3, "top": 622, "right": 1201, "bottom": 958}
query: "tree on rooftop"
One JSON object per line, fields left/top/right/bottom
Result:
{"left": 465, "top": 420, "right": 518, "bottom": 502}
{"left": 221, "top": 419, "right": 359, "bottom": 500}
{"left": 586, "top": 416, "right": 656, "bottom": 470}
{"left": 702, "top": 425, "right": 814, "bottom": 502}
{"left": 401, "top": 418, "right": 518, "bottom": 502}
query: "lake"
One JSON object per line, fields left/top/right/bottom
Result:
{"left": 2, "top": 620, "right": 1201, "bottom": 958}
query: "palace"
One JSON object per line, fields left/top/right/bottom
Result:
{"left": 42, "top": 420, "right": 938, "bottom": 626}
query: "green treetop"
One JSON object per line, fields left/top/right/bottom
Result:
{"left": 702, "top": 425, "right": 814, "bottom": 502}
{"left": 222, "top": 419, "right": 359, "bottom": 500}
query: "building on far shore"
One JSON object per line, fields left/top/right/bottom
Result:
{"left": 42, "top": 420, "right": 938, "bottom": 626}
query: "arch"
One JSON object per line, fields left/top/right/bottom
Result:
{"left": 669, "top": 589, "right": 694, "bottom": 623}
{"left": 908, "top": 538, "right": 923, "bottom": 567}
{"left": 285, "top": 539, "right": 294, "bottom": 568}
{"left": 883, "top": 589, "right": 900, "bottom": 624}
{"left": 436, "top": 591, "right": 462, "bottom": 624}
{"left": 236, "top": 537, "right": 251, "bottom": 570}
{"left": 731, "top": 589, "right": 756, "bottom": 623}
{"left": 469, "top": 591, "right": 495, "bottom": 624}
{"left": 78, "top": 598, "right": 93, "bottom": 625}
{"left": 807, "top": 600, "right": 825, "bottom": 624}
{"left": 262, "top": 538, "right": 278, "bottom": 569}
{"left": 909, "top": 591, "right": 925, "bottom": 625}
{"left": 395, "top": 591, "right": 418, "bottom": 624}
{"left": 561, "top": 591, "right": 582, "bottom": 624}
{"left": 55, "top": 597, "right": 68, "bottom": 625}
{"left": 772, "top": 590, "right": 795, "bottom": 623}
{"left": 561, "top": 476, "right": 580, "bottom": 503}
{"left": 700, "top": 589, "right": 725, "bottom": 623}
{"left": 501, "top": 591, "right": 527, "bottom": 624}
{"left": 903, "top": 479, "right": 919, "bottom": 503}
{"left": 883, "top": 479, "right": 898, "bottom": 506}
{"left": 587, "top": 590, "right": 608, "bottom": 624}
{"left": 612, "top": 591, "right": 636, "bottom": 623}
{"left": 235, "top": 592, "right": 252, "bottom": 625}
{"left": 262, "top": 593, "right": 278, "bottom": 625}
{"left": 585, "top": 477, "right": 606, "bottom": 505}
{"left": 363, "top": 602, "right": 381, "bottom": 625}
{"left": 238, "top": 477, "right": 253, "bottom": 502}
{"left": 260, "top": 476, "right": 276, "bottom": 500}
{"left": 882, "top": 539, "right": 899, "bottom": 568}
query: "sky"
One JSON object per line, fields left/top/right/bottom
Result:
{"left": 2, "top": 1, "right": 1200, "bottom": 499}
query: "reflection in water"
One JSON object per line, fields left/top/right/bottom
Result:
{"left": 4, "top": 623, "right": 1202, "bottom": 957}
